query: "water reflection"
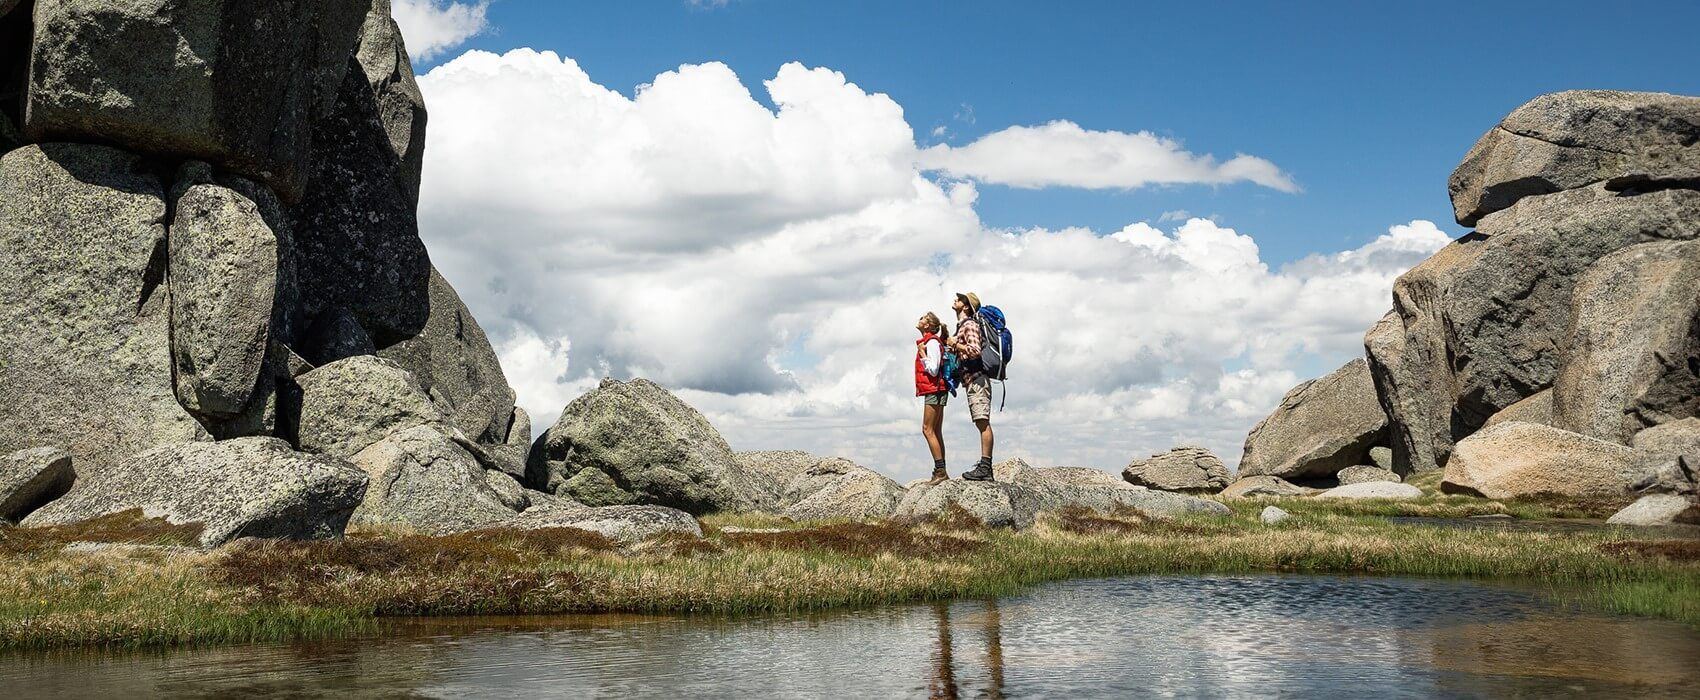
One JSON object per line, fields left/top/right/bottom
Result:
{"left": 5, "top": 575, "right": 1698, "bottom": 698}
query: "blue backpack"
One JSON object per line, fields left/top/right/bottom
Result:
{"left": 974, "top": 305, "right": 1013, "bottom": 380}
{"left": 941, "top": 350, "right": 962, "bottom": 394}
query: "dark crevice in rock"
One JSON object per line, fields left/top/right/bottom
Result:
{"left": 1497, "top": 125, "right": 1631, "bottom": 156}
{"left": 0, "top": 0, "right": 30, "bottom": 138}
{"left": 136, "top": 227, "right": 169, "bottom": 317}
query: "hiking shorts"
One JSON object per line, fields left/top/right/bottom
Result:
{"left": 966, "top": 376, "right": 992, "bottom": 421}
{"left": 923, "top": 390, "right": 950, "bottom": 406}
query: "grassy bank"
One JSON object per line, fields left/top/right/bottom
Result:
{"left": 1, "top": 493, "right": 1696, "bottom": 651}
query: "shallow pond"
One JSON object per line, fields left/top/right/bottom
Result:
{"left": 5, "top": 575, "right": 1698, "bottom": 698}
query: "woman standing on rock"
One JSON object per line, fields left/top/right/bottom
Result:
{"left": 916, "top": 312, "right": 953, "bottom": 484}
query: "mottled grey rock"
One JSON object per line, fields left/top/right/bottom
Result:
{"left": 735, "top": 450, "right": 823, "bottom": 509}
{"left": 1554, "top": 240, "right": 1700, "bottom": 444}
{"left": 527, "top": 378, "right": 762, "bottom": 514}
{"left": 1484, "top": 389, "right": 1555, "bottom": 429}
{"left": 297, "top": 356, "right": 448, "bottom": 459}
{"left": 497, "top": 503, "right": 703, "bottom": 544}
{"left": 354, "top": 0, "right": 427, "bottom": 204}
{"left": 1442, "top": 422, "right": 1639, "bottom": 499}
{"left": 347, "top": 426, "right": 517, "bottom": 532}
{"left": 1318, "top": 481, "right": 1423, "bottom": 500}
{"left": 1260, "top": 506, "right": 1291, "bottom": 525}
{"left": 895, "top": 480, "right": 1041, "bottom": 529}
{"left": 483, "top": 470, "right": 531, "bottom": 512}
{"left": 0, "top": 144, "right": 209, "bottom": 472}
{"left": 1337, "top": 466, "right": 1402, "bottom": 485}
{"left": 1631, "top": 418, "right": 1700, "bottom": 463}
{"left": 23, "top": 437, "right": 367, "bottom": 547}
{"left": 0, "top": 447, "right": 73, "bottom": 522}
{"left": 1628, "top": 420, "right": 1700, "bottom": 496}
{"left": 779, "top": 458, "right": 905, "bottom": 522}
{"left": 1220, "top": 475, "right": 1310, "bottom": 499}
{"left": 1371, "top": 185, "right": 1700, "bottom": 473}
{"left": 25, "top": 0, "right": 369, "bottom": 201}
{"left": 300, "top": 307, "right": 376, "bottom": 367}
{"left": 482, "top": 406, "right": 533, "bottom": 480}
{"left": 1449, "top": 90, "right": 1700, "bottom": 226}
{"left": 1369, "top": 446, "right": 1394, "bottom": 471}
{"left": 998, "top": 459, "right": 1230, "bottom": 520}
{"left": 1240, "top": 359, "right": 1388, "bottom": 480}
{"left": 1605, "top": 494, "right": 1700, "bottom": 526}
{"left": 1124, "top": 446, "right": 1232, "bottom": 492}
{"left": 376, "top": 267, "right": 517, "bottom": 445}
{"left": 168, "top": 173, "right": 290, "bottom": 423}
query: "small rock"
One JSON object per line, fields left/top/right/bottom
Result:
{"left": 1123, "top": 447, "right": 1232, "bottom": 493}
{"left": 1260, "top": 506, "right": 1291, "bottom": 524}
{"left": 1317, "top": 482, "right": 1424, "bottom": 500}
{"left": 495, "top": 504, "right": 703, "bottom": 544}
{"left": 1220, "top": 475, "right": 1309, "bottom": 499}
{"left": 1368, "top": 446, "right": 1394, "bottom": 472}
{"left": 1337, "top": 466, "right": 1402, "bottom": 486}
{"left": 0, "top": 447, "right": 74, "bottom": 523}
{"left": 1605, "top": 494, "right": 1700, "bottom": 526}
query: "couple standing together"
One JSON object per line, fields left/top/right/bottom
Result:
{"left": 915, "top": 292, "right": 999, "bottom": 484}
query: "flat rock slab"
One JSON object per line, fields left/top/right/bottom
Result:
{"left": 23, "top": 437, "right": 368, "bottom": 547}
{"left": 1606, "top": 494, "right": 1700, "bottom": 526}
{"left": 492, "top": 504, "right": 703, "bottom": 544}
{"left": 1123, "top": 447, "right": 1231, "bottom": 493}
{"left": 1220, "top": 476, "right": 1310, "bottom": 499}
{"left": 1318, "top": 482, "right": 1424, "bottom": 500}
{"left": 1443, "top": 421, "right": 1639, "bottom": 499}
{"left": 0, "top": 447, "right": 74, "bottom": 523}
{"left": 1337, "top": 466, "right": 1402, "bottom": 486}
{"left": 896, "top": 480, "right": 1041, "bottom": 530}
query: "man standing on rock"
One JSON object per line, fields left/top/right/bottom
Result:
{"left": 947, "top": 292, "right": 995, "bottom": 481}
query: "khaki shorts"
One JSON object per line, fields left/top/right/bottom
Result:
{"left": 965, "top": 376, "right": 992, "bottom": 421}
{"left": 922, "top": 390, "right": 950, "bottom": 406}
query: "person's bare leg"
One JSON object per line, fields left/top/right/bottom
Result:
{"left": 975, "top": 418, "right": 994, "bottom": 461}
{"left": 923, "top": 404, "right": 945, "bottom": 461}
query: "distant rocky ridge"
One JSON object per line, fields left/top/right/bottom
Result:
{"left": 1227, "top": 89, "right": 1700, "bottom": 509}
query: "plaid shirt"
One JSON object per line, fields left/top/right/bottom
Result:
{"left": 956, "top": 316, "right": 982, "bottom": 362}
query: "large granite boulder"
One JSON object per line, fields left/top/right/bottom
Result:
{"left": 296, "top": 356, "right": 448, "bottom": 459}
{"left": 997, "top": 458, "right": 1230, "bottom": 519}
{"left": 1442, "top": 422, "right": 1639, "bottom": 499}
{"left": 24, "top": 0, "right": 369, "bottom": 201}
{"left": 493, "top": 503, "right": 703, "bottom": 545}
{"left": 1449, "top": 90, "right": 1700, "bottom": 226}
{"left": 1631, "top": 418, "right": 1700, "bottom": 463}
{"left": 0, "top": 447, "right": 73, "bottom": 523}
{"left": 1240, "top": 359, "right": 1388, "bottom": 480}
{"left": 375, "top": 267, "right": 517, "bottom": 445}
{"left": 1483, "top": 389, "right": 1555, "bottom": 429}
{"left": 23, "top": 437, "right": 368, "bottom": 546}
{"left": 778, "top": 458, "right": 905, "bottom": 522}
{"left": 1124, "top": 447, "right": 1232, "bottom": 492}
{"left": 735, "top": 450, "right": 823, "bottom": 510}
{"left": 167, "top": 165, "right": 294, "bottom": 427}
{"left": 482, "top": 406, "right": 533, "bottom": 480}
{"left": 526, "top": 378, "right": 763, "bottom": 514}
{"left": 354, "top": 0, "right": 427, "bottom": 203}
{"left": 1553, "top": 240, "right": 1700, "bottom": 444}
{"left": 347, "top": 425, "right": 517, "bottom": 532}
{"left": 0, "top": 144, "right": 208, "bottom": 471}
{"left": 895, "top": 480, "right": 1041, "bottom": 530}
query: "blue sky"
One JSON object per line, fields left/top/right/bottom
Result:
{"left": 420, "top": 0, "right": 1700, "bottom": 265}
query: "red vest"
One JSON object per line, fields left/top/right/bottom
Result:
{"left": 915, "top": 333, "right": 948, "bottom": 396}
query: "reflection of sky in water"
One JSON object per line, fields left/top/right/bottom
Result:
{"left": 5, "top": 575, "right": 1698, "bottom": 698}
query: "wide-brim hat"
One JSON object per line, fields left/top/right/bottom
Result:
{"left": 956, "top": 291, "right": 981, "bottom": 311}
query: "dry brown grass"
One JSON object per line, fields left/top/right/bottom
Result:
{"left": 0, "top": 509, "right": 204, "bottom": 555}
{"left": 1601, "top": 540, "right": 1700, "bottom": 563}
{"left": 725, "top": 521, "right": 985, "bottom": 559}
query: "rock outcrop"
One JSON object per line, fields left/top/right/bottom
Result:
{"left": 526, "top": 378, "right": 764, "bottom": 514}
{"left": 23, "top": 437, "right": 367, "bottom": 546}
{"left": 1122, "top": 447, "right": 1232, "bottom": 493}
{"left": 347, "top": 425, "right": 517, "bottom": 532}
{"left": 0, "top": 447, "right": 73, "bottom": 523}
{"left": 777, "top": 457, "right": 905, "bottom": 522}
{"left": 1605, "top": 494, "right": 1700, "bottom": 526}
{"left": 296, "top": 356, "right": 449, "bottom": 459}
{"left": 1441, "top": 422, "right": 1639, "bottom": 499}
{"left": 895, "top": 480, "right": 1041, "bottom": 530}
{"left": 1336, "top": 466, "right": 1401, "bottom": 485}
{"left": 998, "top": 458, "right": 1230, "bottom": 520}
{"left": 1317, "top": 482, "right": 1423, "bottom": 500}
{"left": 1240, "top": 359, "right": 1388, "bottom": 481}
{"left": 494, "top": 503, "right": 703, "bottom": 545}
{"left": 1220, "top": 475, "right": 1309, "bottom": 499}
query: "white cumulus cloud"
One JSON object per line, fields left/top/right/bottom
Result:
{"left": 392, "top": 0, "right": 490, "bottom": 62}
{"left": 918, "top": 120, "right": 1300, "bottom": 193}
{"left": 415, "top": 49, "right": 1446, "bottom": 481}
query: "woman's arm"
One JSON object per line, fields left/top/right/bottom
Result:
{"left": 924, "top": 338, "right": 942, "bottom": 376}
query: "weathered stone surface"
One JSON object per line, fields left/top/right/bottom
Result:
{"left": 1123, "top": 447, "right": 1232, "bottom": 492}
{"left": 482, "top": 406, "right": 532, "bottom": 480}
{"left": 290, "top": 54, "right": 431, "bottom": 343}
{"left": 1605, "top": 494, "right": 1700, "bottom": 526}
{"left": 1241, "top": 359, "right": 1388, "bottom": 480}
{"left": 1369, "top": 446, "right": 1394, "bottom": 472}
{"left": 895, "top": 480, "right": 1041, "bottom": 529}
{"left": 735, "top": 450, "right": 822, "bottom": 510}
{"left": 1442, "top": 422, "right": 1639, "bottom": 499}
{"left": 1372, "top": 185, "right": 1700, "bottom": 473}
{"left": 354, "top": 0, "right": 427, "bottom": 204}
{"left": 168, "top": 170, "right": 292, "bottom": 423}
{"left": 496, "top": 504, "right": 703, "bottom": 544}
{"left": 1629, "top": 458, "right": 1699, "bottom": 497}
{"left": 1220, "top": 475, "right": 1310, "bottom": 499}
{"left": 0, "top": 447, "right": 73, "bottom": 522}
{"left": 1554, "top": 240, "right": 1700, "bottom": 444}
{"left": 0, "top": 144, "right": 208, "bottom": 472}
{"left": 484, "top": 469, "right": 530, "bottom": 512}
{"left": 297, "top": 356, "right": 448, "bottom": 459}
{"left": 347, "top": 425, "right": 516, "bottom": 532}
{"left": 23, "top": 437, "right": 367, "bottom": 546}
{"left": 376, "top": 267, "right": 517, "bottom": 445}
{"left": 1449, "top": 90, "right": 1700, "bottom": 226}
{"left": 1484, "top": 389, "right": 1555, "bottom": 429}
{"left": 998, "top": 459, "right": 1230, "bottom": 520}
{"left": 1260, "top": 506, "right": 1291, "bottom": 524}
{"left": 25, "top": 0, "right": 369, "bottom": 201}
{"left": 779, "top": 458, "right": 905, "bottom": 522}
{"left": 1318, "top": 482, "right": 1423, "bottom": 500}
{"left": 527, "top": 378, "right": 762, "bottom": 514}
{"left": 1631, "top": 418, "right": 1700, "bottom": 463}
{"left": 1337, "top": 466, "right": 1402, "bottom": 485}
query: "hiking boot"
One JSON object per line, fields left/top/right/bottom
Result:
{"left": 928, "top": 466, "right": 949, "bottom": 484}
{"left": 962, "top": 462, "right": 994, "bottom": 481}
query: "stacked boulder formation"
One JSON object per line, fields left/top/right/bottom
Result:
{"left": 0, "top": 1, "right": 683, "bottom": 542}
{"left": 1229, "top": 90, "right": 1700, "bottom": 509}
